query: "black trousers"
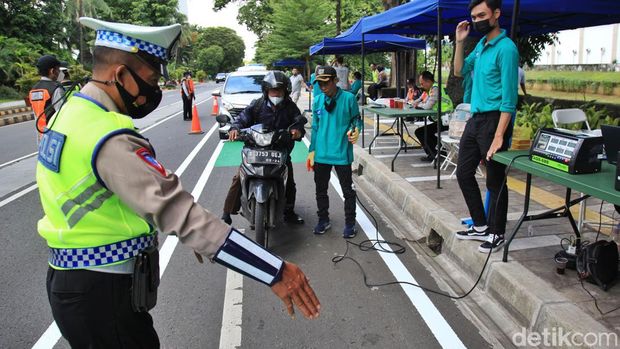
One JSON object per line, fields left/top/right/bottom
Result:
{"left": 182, "top": 94, "right": 192, "bottom": 120}
{"left": 223, "top": 160, "right": 296, "bottom": 214}
{"left": 314, "top": 162, "right": 356, "bottom": 225}
{"left": 414, "top": 121, "right": 448, "bottom": 157}
{"left": 367, "top": 82, "right": 387, "bottom": 100}
{"left": 46, "top": 267, "right": 159, "bottom": 348}
{"left": 455, "top": 111, "right": 513, "bottom": 235}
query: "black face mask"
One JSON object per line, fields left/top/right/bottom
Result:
{"left": 116, "top": 65, "right": 162, "bottom": 119}
{"left": 473, "top": 19, "right": 495, "bottom": 35}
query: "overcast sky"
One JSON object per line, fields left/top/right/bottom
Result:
{"left": 187, "top": 0, "right": 258, "bottom": 62}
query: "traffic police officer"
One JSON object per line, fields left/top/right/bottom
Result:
{"left": 180, "top": 70, "right": 195, "bottom": 120}
{"left": 37, "top": 17, "right": 320, "bottom": 348}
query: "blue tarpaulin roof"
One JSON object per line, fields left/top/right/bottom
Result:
{"left": 273, "top": 58, "right": 306, "bottom": 67}
{"left": 309, "top": 17, "right": 426, "bottom": 56}
{"left": 361, "top": 0, "right": 620, "bottom": 36}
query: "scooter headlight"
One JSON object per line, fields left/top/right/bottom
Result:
{"left": 253, "top": 131, "right": 274, "bottom": 147}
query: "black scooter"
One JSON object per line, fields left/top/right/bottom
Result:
{"left": 217, "top": 115, "right": 302, "bottom": 247}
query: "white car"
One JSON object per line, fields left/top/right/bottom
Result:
{"left": 212, "top": 70, "right": 269, "bottom": 139}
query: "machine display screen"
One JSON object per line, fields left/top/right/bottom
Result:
{"left": 534, "top": 133, "right": 577, "bottom": 158}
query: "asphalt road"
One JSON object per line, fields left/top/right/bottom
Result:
{"left": 0, "top": 82, "right": 492, "bottom": 349}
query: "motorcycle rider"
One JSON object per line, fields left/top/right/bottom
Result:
{"left": 222, "top": 71, "right": 307, "bottom": 225}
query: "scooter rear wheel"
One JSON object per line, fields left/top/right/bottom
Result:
{"left": 255, "top": 201, "right": 267, "bottom": 248}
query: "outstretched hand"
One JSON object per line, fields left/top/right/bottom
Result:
{"left": 271, "top": 262, "right": 321, "bottom": 319}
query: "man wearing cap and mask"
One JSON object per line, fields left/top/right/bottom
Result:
{"left": 37, "top": 18, "right": 320, "bottom": 348}
{"left": 29, "top": 55, "right": 66, "bottom": 131}
{"left": 180, "top": 70, "right": 195, "bottom": 120}
{"left": 307, "top": 66, "right": 362, "bottom": 238}
{"left": 222, "top": 71, "right": 307, "bottom": 225}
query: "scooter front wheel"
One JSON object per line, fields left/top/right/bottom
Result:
{"left": 255, "top": 201, "right": 267, "bottom": 248}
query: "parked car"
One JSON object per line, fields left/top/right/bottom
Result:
{"left": 215, "top": 72, "right": 227, "bottom": 83}
{"left": 212, "top": 69, "right": 269, "bottom": 139}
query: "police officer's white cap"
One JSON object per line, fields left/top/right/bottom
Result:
{"left": 79, "top": 17, "right": 181, "bottom": 63}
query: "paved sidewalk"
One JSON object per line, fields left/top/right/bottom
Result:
{"left": 298, "top": 90, "right": 620, "bottom": 347}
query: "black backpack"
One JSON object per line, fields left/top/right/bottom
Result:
{"left": 576, "top": 240, "right": 618, "bottom": 291}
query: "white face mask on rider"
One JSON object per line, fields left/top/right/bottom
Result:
{"left": 269, "top": 96, "right": 283, "bottom": 106}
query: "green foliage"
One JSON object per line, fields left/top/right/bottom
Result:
{"left": 15, "top": 68, "right": 40, "bottom": 94}
{"left": 255, "top": 0, "right": 334, "bottom": 65}
{"left": 515, "top": 102, "right": 554, "bottom": 138}
{"left": 0, "top": 85, "right": 22, "bottom": 100}
{"left": 579, "top": 101, "right": 613, "bottom": 129}
{"left": 0, "top": 36, "right": 44, "bottom": 86}
{"left": 192, "top": 27, "right": 245, "bottom": 73}
{"left": 195, "top": 70, "right": 207, "bottom": 81}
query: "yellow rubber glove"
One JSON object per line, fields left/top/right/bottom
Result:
{"left": 347, "top": 127, "right": 360, "bottom": 144}
{"left": 306, "top": 151, "right": 315, "bottom": 172}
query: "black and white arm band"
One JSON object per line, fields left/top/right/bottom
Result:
{"left": 213, "top": 228, "right": 284, "bottom": 286}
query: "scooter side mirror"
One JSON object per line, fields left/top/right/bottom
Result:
{"left": 216, "top": 114, "right": 230, "bottom": 124}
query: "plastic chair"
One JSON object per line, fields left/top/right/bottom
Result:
{"left": 551, "top": 108, "right": 590, "bottom": 231}
{"left": 438, "top": 103, "right": 484, "bottom": 178}
{"left": 551, "top": 108, "right": 591, "bottom": 131}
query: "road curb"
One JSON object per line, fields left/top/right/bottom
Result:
{"left": 0, "top": 112, "right": 34, "bottom": 127}
{"left": 352, "top": 146, "right": 616, "bottom": 347}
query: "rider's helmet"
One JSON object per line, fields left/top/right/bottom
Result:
{"left": 261, "top": 71, "right": 291, "bottom": 98}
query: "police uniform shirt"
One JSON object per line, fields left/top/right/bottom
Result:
{"left": 82, "top": 82, "right": 231, "bottom": 259}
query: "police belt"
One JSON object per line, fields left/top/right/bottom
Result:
{"left": 49, "top": 235, "right": 155, "bottom": 269}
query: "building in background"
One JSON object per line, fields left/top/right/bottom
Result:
{"left": 535, "top": 23, "right": 620, "bottom": 66}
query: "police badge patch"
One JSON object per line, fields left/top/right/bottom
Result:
{"left": 38, "top": 129, "right": 66, "bottom": 173}
{"left": 136, "top": 147, "right": 166, "bottom": 176}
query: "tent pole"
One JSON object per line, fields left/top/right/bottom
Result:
{"left": 510, "top": 0, "right": 521, "bottom": 40}
{"left": 361, "top": 34, "right": 366, "bottom": 148}
{"left": 436, "top": 7, "right": 442, "bottom": 189}
{"left": 396, "top": 52, "right": 401, "bottom": 98}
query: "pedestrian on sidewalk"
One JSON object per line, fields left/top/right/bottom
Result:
{"left": 453, "top": 0, "right": 518, "bottom": 253}
{"left": 180, "top": 71, "right": 195, "bottom": 120}
{"left": 307, "top": 66, "right": 362, "bottom": 238}
{"left": 290, "top": 67, "right": 310, "bottom": 103}
{"left": 221, "top": 71, "right": 307, "bottom": 225}
{"left": 332, "top": 56, "right": 350, "bottom": 91}
{"left": 412, "top": 71, "right": 454, "bottom": 162}
{"left": 37, "top": 17, "right": 320, "bottom": 348}
{"left": 29, "top": 55, "right": 66, "bottom": 131}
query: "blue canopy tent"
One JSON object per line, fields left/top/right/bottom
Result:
{"left": 309, "top": 18, "right": 426, "bottom": 55}
{"left": 359, "top": 0, "right": 620, "bottom": 188}
{"left": 310, "top": 18, "right": 428, "bottom": 147}
{"left": 273, "top": 58, "right": 306, "bottom": 67}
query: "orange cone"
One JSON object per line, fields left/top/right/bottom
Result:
{"left": 188, "top": 105, "right": 204, "bottom": 134}
{"left": 211, "top": 96, "right": 219, "bottom": 115}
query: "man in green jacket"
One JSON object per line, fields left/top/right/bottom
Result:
{"left": 307, "top": 66, "right": 362, "bottom": 238}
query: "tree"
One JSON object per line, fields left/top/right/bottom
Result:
{"left": 255, "top": 0, "right": 334, "bottom": 69}
{"left": 192, "top": 27, "right": 245, "bottom": 73}
{"left": 0, "top": 0, "right": 67, "bottom": 52}
{"left": 197, "top": 46, "right": 225, "bottom": 76}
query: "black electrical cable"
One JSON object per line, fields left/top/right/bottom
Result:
{"left": 35, "top": 77, "right": 89, "bottom": 134}
{"left": 332, "top": 153, "right": 531, "bottom": 300}
{"left": 580, "top": 279, "right": 620, "bottom": 316}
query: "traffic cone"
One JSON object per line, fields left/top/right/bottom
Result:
{"left": 211, "top": 96, "right": 219, "bottom": 115}
{"left": 188, "top": 105, "right": 204, "bottom": 134}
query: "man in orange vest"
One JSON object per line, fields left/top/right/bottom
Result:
{"left": 180, "top": 71, "right": 195, "bottom": 120}
{"left": 29, "top": 55, "right": 66, "bottom": 132}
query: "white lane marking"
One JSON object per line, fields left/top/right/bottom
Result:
{"left": 0, "top": 184, "right": 38, "bottom": 209}
{"left": 0, "top": 151, "right": 38, "bottom": 169}
{"left": 159, "top": 139, "right": 223, "bottom": 276}
{"left": 30, "top": 323, "right": 62, "bottom": 349}
{"left": 219, "top": 268, "right": 244, "bottom": 349}
{"left": 30, "top": 118, "right": 220, "bottom": 349}
{"left": 302, "top": 137, "right": 465, "bottom": 349}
